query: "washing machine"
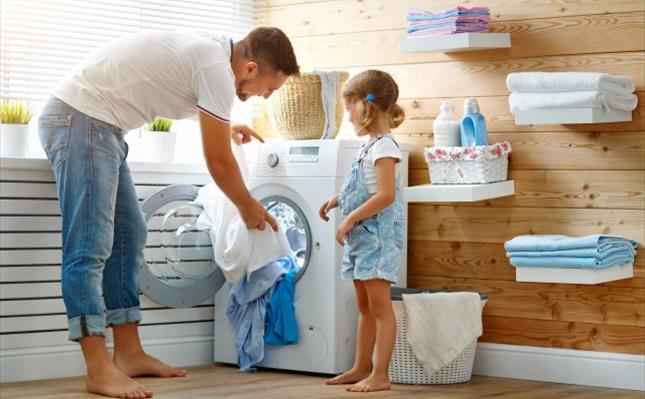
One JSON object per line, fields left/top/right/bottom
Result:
{"left": 139, "top": 139, "right": 410, "bottom": 375}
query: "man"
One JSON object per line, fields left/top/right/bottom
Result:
{"left": 38, "top": 27, "right": 299, "bottom": 398}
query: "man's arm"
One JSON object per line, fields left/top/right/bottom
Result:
{"left": 198, "top": 110, "right": 277, "bottom": 231}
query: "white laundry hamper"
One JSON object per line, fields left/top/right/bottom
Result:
{"left": 388, "top": 287, "right": 488, "bottom": 385}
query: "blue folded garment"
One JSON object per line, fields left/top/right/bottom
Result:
{"left": 504, "top": 234, "right": 638, "bottom": 253}
{"left": 509, "top": 251, "right": 634, "bottom": 269}
{"left": 506, "top": 243, "right": 636, "bottom": 259}
{"left": 407, "top": 11, "right": 490, "bottom": 22}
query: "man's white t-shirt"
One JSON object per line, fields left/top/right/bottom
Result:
{"left": 357, "top": 134, "right": 403, "bottom": 194}
{"left": 53, "top": 30, "right": 235, "bottom": 132}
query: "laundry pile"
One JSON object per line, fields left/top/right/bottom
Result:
{"left": 506, "top": 72, "right": 638, "bottom": 114}
{"left": 193, "top": 143, "right": 299, "bottom": 372}
{"left": 406, "top": 6, "right": 491, "bottom": 38}
{"left": 227, "top": 256, "right": 300, "bottom": 372}
{"left": 504, "top": 234, "right": 638, "bottom": 270}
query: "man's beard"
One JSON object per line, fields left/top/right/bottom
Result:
{"left": 236, "top": 79, "right": 250, "bottom": 101}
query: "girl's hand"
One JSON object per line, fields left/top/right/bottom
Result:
{"left": 319, "top": 194, "right": 339, "bottom": 221}
{"left": 336, "top": 218, "right": 355, "bottom": 246}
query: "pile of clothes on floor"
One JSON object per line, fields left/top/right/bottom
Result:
{"left": 504, "top": 234, "right": 638, "bottom": 270}
{"left": 506, "top": 72, "right": 638, "bottom": 115}
{"left": 406, "top": 6, "right": 491, "bottom": 38}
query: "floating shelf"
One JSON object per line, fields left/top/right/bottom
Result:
{"left": 514, "top": 108, "right": 632, "bottom": 125}
{"left": 403, "top": 180, "right": 514, "bottom": 203}
{"left": 400, "top": 32, "right": 511, "bottom": 53}
{"left": 515, "top": 263, "right": 633, "bottom": 285}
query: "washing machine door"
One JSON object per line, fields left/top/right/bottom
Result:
{"left": 139, "top": 185, "right": 225, "bottom": 308}
{"left": 251, "top": 183, "right": 314, "bottom": 293}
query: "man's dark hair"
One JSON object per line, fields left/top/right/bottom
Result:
{"left": 238, "top": 27, "right": 299, "bottom": 76}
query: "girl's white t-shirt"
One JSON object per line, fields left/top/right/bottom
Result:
{"left": 53, "top": 30, "right": 235, "bottom": 132}
{"left": 356, "top": 134, "right": 402, "bottom": 194}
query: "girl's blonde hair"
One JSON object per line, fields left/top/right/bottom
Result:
{"left": 342, "top": 69, "right": 405, "bottom": 131}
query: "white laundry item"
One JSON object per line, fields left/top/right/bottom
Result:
{"left": 506, "top": 72, "right": 636, "bottom": 96}
{"left": 508, "top": 91, "right": 638, "bottom": 113}
{"left": 402, "top": 292, "right": 482, "bottom": 376}
{"left": 194, "top": 143, "right": 293, "bottom": 283}
{"left": 314, "top": 70, "right": 340, "bottom": 139}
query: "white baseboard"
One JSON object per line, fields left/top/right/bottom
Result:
{"left": 0, "top": 336, "right": 213, "bottom": 383}
{"left": 473, "top": 343, "right": 645, "bottom": 391}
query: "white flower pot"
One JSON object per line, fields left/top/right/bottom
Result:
{"left": 1, "top": 124, "right": 29, "bottom": 157}
{"left": 144, "top": 131, "right": 177, "bottom": 163}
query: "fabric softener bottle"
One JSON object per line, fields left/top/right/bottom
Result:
{"left": 460, "top": 98, "right": 489, "bottom": 147}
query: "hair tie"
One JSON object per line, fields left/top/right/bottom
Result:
{"left": 365, "top": 93, "right": 376, "bottom": 102}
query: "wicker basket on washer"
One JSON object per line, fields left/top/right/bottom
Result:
{"left": 267, "top": 71, "right": 349, "bottom": 140}
{"left": 388, "top": 288, "right": 488, "bottom": 385}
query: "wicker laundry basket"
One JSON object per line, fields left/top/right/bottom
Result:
{"left": 267, "top": 71, "right": 349, "bottom": 140}
{"left": 389, "top": 288, "right": 488, "bottom": 385}
{"left": 424, "top": 142, "right": 512, "bottom": 184}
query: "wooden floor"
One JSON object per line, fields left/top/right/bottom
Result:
{"left": 1, "top": 365, "right": 643, "bottom": 399}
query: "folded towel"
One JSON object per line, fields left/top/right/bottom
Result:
{"left": 506, "top": 243, "right": 636, "bottom": 259}
{"left": 504, "top": 234, "right": 639, "bottom": 252}
{"left": 402, "top": 292, "right": 482, "bottom": 376}
{"left": 509, "top": 252, "right": 634, "bottom": 269}
{"left": 314, "top": 70, "right": 340, "bottom": 140}
{"left": 509, "top": 91, "right": 638, "bottom": 113}
{"left": 407, "top": 6, "right": 490, "bottom": 22}
{"left": 194, "top": 143, "right": 293, "bottom": 283}
{"left": 506, "top": 72, "right": 636, "bottom": 95}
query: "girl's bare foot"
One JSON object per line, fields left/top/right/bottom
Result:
{"left": 325, "top": 367, "right": 371, "bottom": 385}
{"left": 86, "top": 361, "right": 153, "bottom": 398}
{"left": 346, "top": 374, "right": 391, "bottom": 393}
{"left": 114, "top": 351, "right": 187, "bottom": 378}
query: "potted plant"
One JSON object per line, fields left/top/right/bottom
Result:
{"left": 143, "top": 117, "right": 176, "bottom": 163}
{"left": 1, "top": 99, "right": 33, "bottom": 157}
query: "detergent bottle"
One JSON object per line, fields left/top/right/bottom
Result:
{"left": 432, "top": 101, "right": 461, "bottom": 147}
{"left": 460, "top": 98, "right": 489, "bottom": 147}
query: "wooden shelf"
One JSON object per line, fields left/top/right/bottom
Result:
{"left": 515, "top": 263, "right": 633, "bottom": 285}
{"left": 400, "top": 32, "right": 511, "bottom": 53}
{"left": 403, "top": 180, "right": 515, "bottom": 203}
{"left": 514, "top": 108, "right": 632, "bottom": 125}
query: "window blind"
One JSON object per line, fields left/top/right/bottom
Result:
{"left": 0, "top": 0, "right": 255, "bottom": 102}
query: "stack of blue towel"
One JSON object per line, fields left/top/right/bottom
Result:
{"left": 504, "top": 234, "right": 638, "bottom": 270}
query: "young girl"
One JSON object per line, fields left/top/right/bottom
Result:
{"left": 319, "top": 70, "right": 405, "bottom": 393}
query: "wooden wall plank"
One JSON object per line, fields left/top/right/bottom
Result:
{"left": 409, "top": 169, "right": 645, "bottom": 210}
{"left": 407, "top": 240, "right": 644, "bottom": 289}
{"left": 481, "top": 316, "right": 645, "bottom": 354}
{"left": 287, "top": 13, "right": 645, "bottom": 69}
{"left": 399, "top": 131, "right": 645, "bottom": 170}
{"left": 408, "top": 206, "right": 644, "bottom": 244}
{"left": 408, "top": 275, "right": 644, "bottom": 327}
{"left": 340, "top": 53, "right": 645, "bottom": 99}
{"left": 254, "top": 93, "right": 645, "bottom": 138}
{"left": 263, "top": 0, "right": 645, "bottom": 37}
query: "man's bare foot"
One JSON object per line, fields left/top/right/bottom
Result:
{"left": 87, "top": 361, "right": 153, "bottom": 398}
{"left": 325, "top": 368, "right": 371, "bottom": 385}
{"left": 346, "top": 374, "right": 391, "bottom": 393}
{"left": 114, "top": 351, "right": 187, "bottom": 378}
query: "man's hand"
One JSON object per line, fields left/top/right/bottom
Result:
{"left": 232, "top": 124, "right": 264, "bottom": 145}
{"left": 239, "top": 198, "right": 278, "bottom": 232}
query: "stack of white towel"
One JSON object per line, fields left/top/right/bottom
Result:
{"left": 506, "top": 72, "right": 638, "bottom": 114}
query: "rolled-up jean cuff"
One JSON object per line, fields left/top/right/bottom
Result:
{"left": 106, "top": 306, "right": 142, "bottom": 327}
{"left": 68, "top": 314, "right": 106, "bottom": 342}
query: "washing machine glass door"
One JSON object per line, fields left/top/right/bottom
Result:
{"left": 140, "top": 184, "right": 225, "bottom": 308}
{"left": 261, "top": 195, "right": 312, "bottom": 282}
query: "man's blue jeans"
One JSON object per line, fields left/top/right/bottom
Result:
{"left": 38, "top": 97, "right": 147, "bottom": 341}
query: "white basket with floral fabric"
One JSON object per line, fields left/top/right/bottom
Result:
{"left": 423, "top": 141, "right": 512, "bottom": 184}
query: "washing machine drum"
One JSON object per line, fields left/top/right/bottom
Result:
{"left": 139, "top": 184, "right": 312, "bottom": 308}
